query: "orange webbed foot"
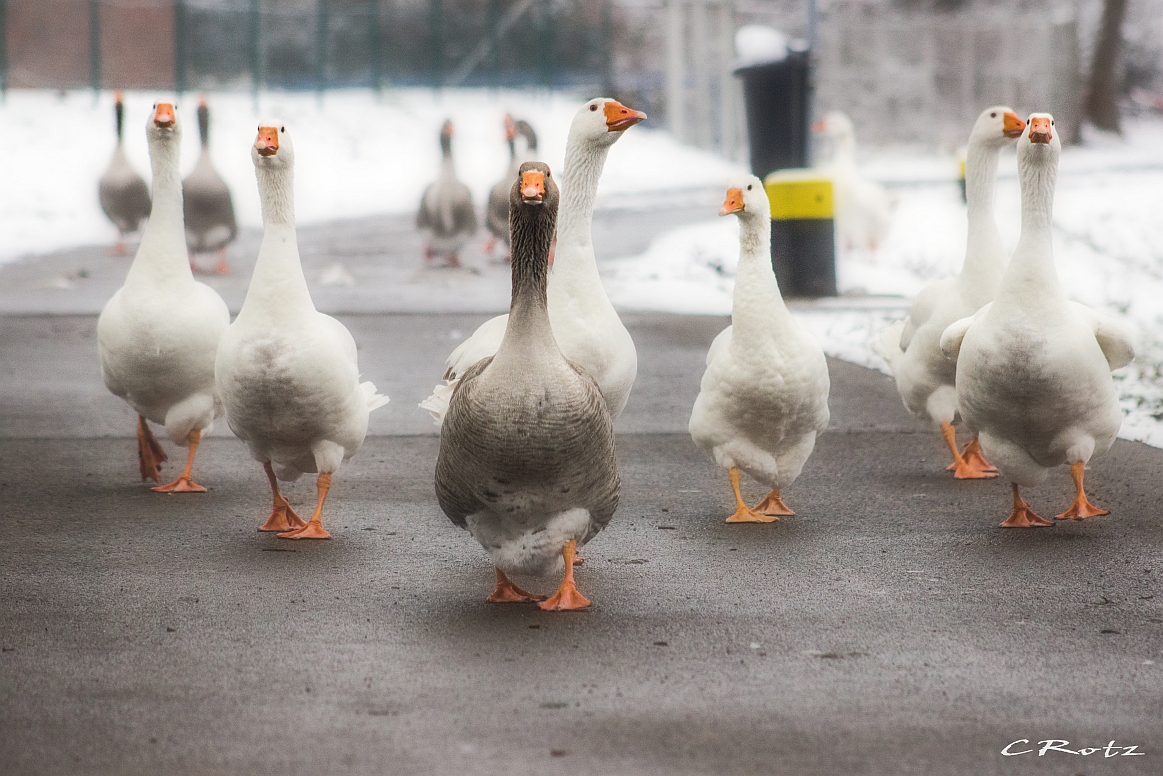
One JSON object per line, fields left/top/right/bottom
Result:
{"left": 278, "top": 521, "right": 331, "bottom": 540}
{"left": 259, "top": 502, "right": 306, "bottom": 532}
{"left": 1000, "top": 485, "right": 1054, "bottom": 528}
{"left": 1056, "top": 462, "right": 1109, "bottom": 520}
{"left": 152, "top": 476, "right": 207, "bottom": 493}
{"left": 753, "top": 489, "right": 794, "bottom": 517}
{"left": 960, "top": 438, "right": 998, "bottom": 473}
{"left": 136, "top": 417, "right": 168, "bottom": 482}
{"left": 949, "top": 459, "right": 999, "bottom": 480}
{"left": 539, "top": 580, "right": 591, "bottom": 611}
{"left": 487, "top": 569, "right": 546, "bottom": 603}
{"left": 726, "top": 506, "right": 777, "bottom": 524}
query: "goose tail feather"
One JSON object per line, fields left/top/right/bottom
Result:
{"left": 361, "top": 381, "right": 391, "bottom": 413}
{"left": 419, "top": 380, "right": 456, "bottom": 426}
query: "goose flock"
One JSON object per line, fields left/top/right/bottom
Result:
{"left": 93, "top": 95, "right": 1134, "bottom": 611}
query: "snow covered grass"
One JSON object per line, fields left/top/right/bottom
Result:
{"left": 604, "top": 117, "right": 1163, "bottom": 447}
{"left": 0, "top": 87, "right": 740, "bottom": 264}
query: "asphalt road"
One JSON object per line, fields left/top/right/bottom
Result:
{"left": 1, "top": 311, "right": 1161, "bottom": 775}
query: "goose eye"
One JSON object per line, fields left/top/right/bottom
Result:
{"left": 746, "top": 184, "right": 752, "bottom": 190}
{"left": 589, "top": 104, "right": 598, "bottom": 112}
{"left": 990, "top": 112, "right": 997, "bottom": 118}
{"left": 1051, "top": 120, "right": 1055, "bottom": 125}
{"left": 280, "top": 126, "right": 285, "bottom": 132}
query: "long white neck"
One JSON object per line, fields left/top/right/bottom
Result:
{"left": 997, "top": 149, "right": 1061, "bottom": 305}
{"left": 959, "top": 139, "right": 1008, "bottom": 293}
{"left": 731, "top": 211, "right": 791, "bottom": 343}
{"left": 126, "top": 132, "right": 192, "bottom": 287}
{"left": 238, "top": 161, "right": 315, "bottom": 321}
{"left": 549, "top": 135, "right": 611, "bottom": 294}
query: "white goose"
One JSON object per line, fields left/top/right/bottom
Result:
{"left": 97, "top": 100, "right": 230, "bottom": 492}
{"left": 874, "top": 106, "right": 1025, "bottom": 478}
{"left": 215, "top": 123, "right": 389, "bottom": 539}
{"left": 689, "top": 177, "right": 830, "bottom": 522}
{"left": 813, "top": 110, "right": 891, "bottom": 252}
{"left": 941, "top": 114, "right": 1135, "bottom": 527}
{"left": 421, "top": 98, "right": 646, "bottom": 424}
{"left": 435, "top": 162, "right": 618, "bottom": 611}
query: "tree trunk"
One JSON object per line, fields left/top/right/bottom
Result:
{"left": 1084, "top": 0, "right": 1128, "bottom": 132}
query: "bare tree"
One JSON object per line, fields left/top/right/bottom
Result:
{"left": 1084, "top": 0, "right": 1128, "bottom": 132}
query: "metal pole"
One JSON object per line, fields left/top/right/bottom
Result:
{"left": 807, "top": 0, "right": 817, "bottom": 51}
{"left": 538, "top": 0, "right": 552, "bottom": 89}
{"left": 369, "top": 0, "right": 382, "bottom": 92}
{"left": 487, "top": 0, "right": 499, "bottom": 89}
{"left": 430, "top": 0, "right": 443, "bottom": 89}
{"left": 316, "top": 0, "right": 328, "bottom": 102}
{"left": 665, "top": 0, "right": 685, "bottom": 141}
{"left": 600, "top": 0, "right": 613, "bottom": 98}
{"left": 174, "top": 0, "right": 186, "bottom": 95}
{"left": 250, "top": 0, "right": 261, "bottom": 109}
{"left": 717, "top": 0, "right": 735, "bottom": 157}
{"left": 89, "top": 0, "right": 101, "bottom": 97}
{"left": 690, "top": 0, "right": 710, "bottom": 148}
{"left": 0, "top": 0, "right": 8, "bottom": 101}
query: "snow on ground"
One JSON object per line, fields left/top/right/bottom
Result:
{"left": 604, "top": 117, "right": 1163, "bottom": 447}
{"left": 0, "top": 88, "right": 740, "bottom": 264}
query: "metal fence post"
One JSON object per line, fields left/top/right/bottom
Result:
{"left": 538, "top": 0, "right": 552, "bottom": 88}
{"left": 430, "top": 0, "right": 443, "bottom": 89}
{"left": 666, "top": 0, "right": 685, "bottom": 141}
{"left": 316, "top": 0, "right": 328, "bottom": 100}
{"left": 0, "top": 0, "right": 8, "bottom": 101}
{"left": 250, "top": 0, "right": 261, "bottom": 108}
{"left": 89, "top": 0, "right": 101, "bottom": 96}
{"left": 369, "top": 0, "right": 382, "bottom": 92}
{"left": 174, "top": 0, "right": 187, "bottom": 95}
{"left": 600, "top": 0, "right": 613, "bottom": 98}
{"left": 487, "top": 0, "right": 499, "bottom": 89}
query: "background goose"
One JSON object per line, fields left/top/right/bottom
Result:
{"left": 417, "top": 119, "right": 477, "bottom": 267}
{"left": 421, "top": 98, "right": 645, "bottom": 425}
{"left": 97, "top": 101, "right": 230, "bottom": 492}
{"left": 183, "top": 96, "right": 238, "bottom": 275}
{"left": 435, "top": 162, "right": 618, "bottom": 611}
{"left": 215, "top": 123, "right": 389, "bottom": 540}
{"left": 99, "top": 92, "right": 151, "bottom": 255}
{"left": 874, "top": 106, "right": 1025, "bottom": 479}
{"left": 690, "top": 177, "right": 831, "bottom": 522}
{"left": 941, "top": 114, "right": 1135, "bottom": 527}
{"left": 485, "top": 117, "right": 539, "bottom": 258}
{"left": 813, "top": 110, "right": 892, "bottom": 252}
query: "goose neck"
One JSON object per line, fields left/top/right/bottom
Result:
{"left": 732, "top": 212, "right": 789, "bottom": 326}
{"left": 126, "top": 134, "right": 189, "bottom": 286}
{"left": 257, "top": 163, "right": 295, "bottom": 227}
{"left": 557, "top": 137, "right": 609, "bottom": 248}
{"left": 1000, "top": 152, "right": 1061, "bottom": 300}
{"left": 960, "top": 140, "right": 1007, "bottom": 284}
{"left": 499, "top": 202, "right": 559, "bottom": 355}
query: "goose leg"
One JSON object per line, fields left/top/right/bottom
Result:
{"left": 259, "top": 461, "right": 307, "bottom": 532}
{"left": 539, "top": 540, "right": 591, "bottom": 611}
{"left": 1000, "top": 483, "right": 1054, "bottom": 528}
{"left": 487, "top": 568, "right": 546, "bottom": 603}
{"left": 942, "top": 423, "right": 997, "bottom": 479}
{"left": 958, "top": 436, "right": 998, "bottom": 473}
{"left": 753, "top": 489, "right": 794, "bottom": 517}
{"left": 153, "top": 430, "right": 208, "bottom": 493}
{"left": 725, "top": 468, "right": 775, "bottom": 523}
{"left": 279, "top": 472, "right": 333, "bottom": 539}
{"left": 212, "top": 248, "right": 230, "bottom": 275}
{"left": 1056, "top": 462, "right": 1109, "bottom": 520}
{"left": 137, "top": 415, "right": 167, "bottom": 482}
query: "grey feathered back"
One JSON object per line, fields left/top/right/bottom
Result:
{"left": 182, "top": 100, "right": 238, "bottom": 252}
{"left": 99, "top": 98, "right": 151, "bottom": 236}
{"left": 417, "top": 121, "right": 478, "bottom": 238}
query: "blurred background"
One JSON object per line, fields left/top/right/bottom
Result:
{"left": 4, "top": 0, "right": 1163, "bottom": 152}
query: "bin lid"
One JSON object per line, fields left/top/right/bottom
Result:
{"left": 764, "top": 169, "right": 833, "bottom": 220}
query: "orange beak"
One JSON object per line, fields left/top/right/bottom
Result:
{"left": 1029, "top": 116, "right": 1052, "bottom": 144}
{"left": 604, "top": 100, "right": 647, "bottom": 132}
{"left": 199, "top": 94, "right": 208, "bottom": 109}
{"left": 1002, "top": 111, "right": 1025, "bottom": 138}
{"left": 719, "top": 187, "right": 745, "bottom": 216}
{"left": 153, "top": 102, "right": 176, "bottom": 128}
{"left": 812, "top": 119, "right": 827, "bottom": 132}
{"left": 114, "top": 90, "right": 124, "bottom": 104}
{"left": 504, "top": 115, "right": 516, "bottom": 141}
{"left": 520, "top": 170, "right": 545, "bottom": 203}
{"left": 255, "top": 126, "right": 279, "bottom": 157}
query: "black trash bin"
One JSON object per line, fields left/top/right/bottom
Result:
{"left": 736, "top": 48, "right": 836, "bottom": 298}
{"left": 736, "top": 49, "right": 811, "bottom": 179}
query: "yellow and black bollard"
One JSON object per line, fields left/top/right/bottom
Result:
{"left": 764, "top": 170, "right": 836, "bottom": 298}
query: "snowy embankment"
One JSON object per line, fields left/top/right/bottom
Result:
{"left": 0, "top": 88, "right": 739, "bottom": 265}
{"left": 604, "top": 118, "right": 1163, "bottom": 448}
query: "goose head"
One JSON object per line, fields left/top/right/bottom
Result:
{"left": 571, "top": 98, "right": 647, "bottom": 148}
{"left": 812, "top": 111, "right": 855, "bottom": 142}
{"left": 970, "top": 105, "right": 1025, "bottom": 147}
{"left": 251, "top": 122, "right": 294, "bottom": 170}
{"left": 440, "top": 119, "right": 454, "bottom": 156}
{"left": 513, "top": 161, "right": 559, "bottom": 211}
{"left": 1017, "top": 112, "right": 1060, "bottom": 166}
{"left": 504, "top": 114, "right": 517, "bottom": 142}
{"left": 146, "top": 100, "right": 181, "bottom": 144}
{"left": 719, "top": 174, "right": 768, "bottom": 222}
